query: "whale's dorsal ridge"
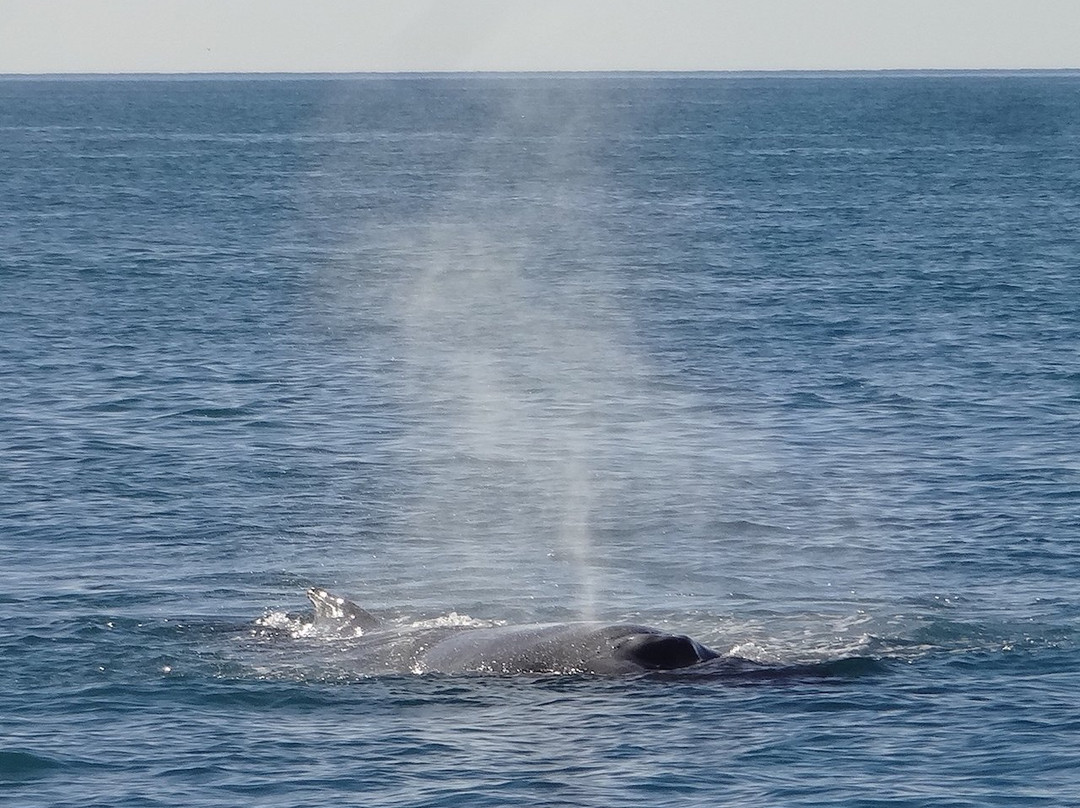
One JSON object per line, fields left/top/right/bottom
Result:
{"left": 306, "top": 587, "right": 380, "bottom": 633}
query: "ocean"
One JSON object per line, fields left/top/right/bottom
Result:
{"left": 1, "top": 72, "right": 1078, "bottom": 806}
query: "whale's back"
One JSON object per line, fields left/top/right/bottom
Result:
{"left": 416, "top": 622, "right": 717, "bottom": 675}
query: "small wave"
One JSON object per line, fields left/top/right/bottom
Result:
{"left": 77, "top": 396, "right": 144, "bottom": 413}
{"left": 674, "top": 654, "right": 887, "bottom": 681}
{"left": 725, "top": 641, "right": 781, "bottom": 663}
{"left": 712, "top": 520, "right": 792, "bottom": 537}
{"left": 788, "top": 391, "right": 833, "bottom": 408}
{"left": 173, "top": 405, "right": 255, "bottom": 419}
{"left": 724, "top": 628, "right": 939, "bottom": 668}
{"left": 0, "top": 750, "right": 63, "bottom": 781}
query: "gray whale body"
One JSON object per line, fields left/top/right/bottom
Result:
{"left": 303, "top": 588, "right": 720, "bottom": 675}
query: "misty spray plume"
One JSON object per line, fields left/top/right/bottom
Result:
{"left": 308, "top": 79, "right": 765, "bottom": 616}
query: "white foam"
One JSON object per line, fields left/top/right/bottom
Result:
{"left": 254, "top": 610, "right": 317, "bottom": 638}
{"left": 408, "top": 611, "right": 503, "bottom": 630}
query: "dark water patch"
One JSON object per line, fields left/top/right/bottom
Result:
{"left": 0, "top": 751, "right": 91, "bottom": 782}
{"left": 0, "top": 750, "right": 64, "bottom": 781}
{"left": 661, "top": 655, "right": 888, "bottom": 683}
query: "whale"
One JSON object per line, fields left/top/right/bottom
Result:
{"left": 296, "top": 587, "right": 721, "bottom": 675}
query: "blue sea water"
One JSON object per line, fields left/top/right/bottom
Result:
{"left": 1, "top": 72, "right": 1079, "bottom": 806}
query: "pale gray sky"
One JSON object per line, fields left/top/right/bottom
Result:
{"left": 2, "top": 0, "right": 1078, "bottom": 74}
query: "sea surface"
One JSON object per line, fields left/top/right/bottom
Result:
{"left": 2, "top": 73, "right": 1079, "bottom": 806}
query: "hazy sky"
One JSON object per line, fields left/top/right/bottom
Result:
{"left": 2, "top": 0, "right": 1078, "bottom": 74}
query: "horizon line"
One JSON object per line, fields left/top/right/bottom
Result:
{"left": 3, "top": 67, "right": 1080, "bottom": 80}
